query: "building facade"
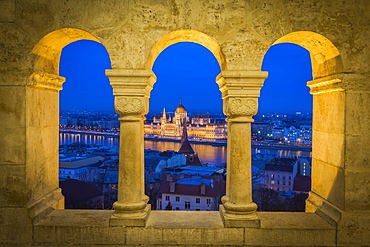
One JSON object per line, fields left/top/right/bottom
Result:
{"left": 59, "top": 156, "right": 105, "bottom": 182}
{"left": 145, "top": 101, "right": 227, "bottom": 141}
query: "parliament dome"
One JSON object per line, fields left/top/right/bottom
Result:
{"left": 175, "top": 100, "right": 187, "bottom": 113}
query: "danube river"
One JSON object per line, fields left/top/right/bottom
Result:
{"left": 60, "top": 132, "right": 311, "bottom": 166}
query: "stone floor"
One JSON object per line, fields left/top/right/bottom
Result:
{"left": 26, "top": 209, "right": 337, "bottom": 246}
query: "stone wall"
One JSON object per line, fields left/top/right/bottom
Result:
{"left": 0, "top": 0, "right": 369, "bottom": 246}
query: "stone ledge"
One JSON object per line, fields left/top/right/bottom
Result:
{"left": 146, "top": 210, "right": 224, "bottom": 228}
{"left": 34, "top": 210, "right": 124, "bottom": 245}
{"left": 32, "top": 210, "right": 336, "bottom": 246}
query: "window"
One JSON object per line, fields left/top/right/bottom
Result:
{"left": 271, "top": 180, "right": 275, "bottom": 185}
{"left": 277, "top": 180, "right": 280, "bottom": 185}
{"left": 165, "top": 196, "right": 170, "bottom": 201}
{"left": 289, "top": 176, "right": 291, "bottom": 180}
{"left": 185, "top": 201, "right": 190, "bottom": 209}
{"left": 283, "top": 181, "right": 286, "bottom": 185}
{"left": 271, "top": 174, "right": 274, "bottom": 178}
{"left": 288, "top": 181, "right": 291, "bottom": 186}
{"left": 175, "top": 196, "right": 180, "bottom": 202}
{"left": 206, "top": 199, "right": 211, "bottom": 204}
{"left": 196, "top": 198, "right": 200, "bottom": 203}
{"left": 283, "top": 175, "right": 286, "bottom": 179}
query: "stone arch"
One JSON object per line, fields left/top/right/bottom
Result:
{"left": 32, "top": 28, "right": 102, "bottom": 76}
{"left": 25, "top": 28, "right": 110, "bottom": 217}
{"left": 272, "top": 31, "right": 343, "bottom": 79}
{"left": 266, "top": 31, "right": 349, "bottom": 218}
{"left": 147, "top": 29, "right": 225, "bottom": 71}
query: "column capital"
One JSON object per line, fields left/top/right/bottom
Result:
{"left": 216, "top": 70, "right": 267, "bottom": 99}
{"left": 224, "top": 97, "right": 258, "bottom": 122}
{"left": 114, "top": 96, "right": 147, "bottom": 121}
{"left": 106, "top": 69, "right": 155, "bottom": 98}
{"left": 217, "top": 70, "right": 267, "bottom": 122}
{"left": 106, "top": 69, "right": 154, "bottom": 120}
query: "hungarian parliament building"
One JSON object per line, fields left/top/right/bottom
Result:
{"left": 144, "top": 101, "right": 228, "bottom": 143}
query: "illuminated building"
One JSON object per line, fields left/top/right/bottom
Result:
{"left": 145, "top": 100, "right": 227, "bottom": 141}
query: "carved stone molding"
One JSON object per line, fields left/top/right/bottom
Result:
{"left": 307, "top": 76, "right": 343, "bottom": 95}
{"left": 217, "top": 70, "right": 267, "bottom": 99}
{"left": 28, "top": 72, "right": 65, "bottom": 91}
{"left": 308, "top": 73, "right": 370, "bottom": 95}
{"left": 106, "top": 69, "right": 154, "bottom": 97}
{"left": 224, "top": 97, "right": 258, "bottom": 122}
{"left": 115, "top": 96, "right": 145, "bottom": 118}
{"left": 227, "top": 98, "right": 257, "bottom": 116}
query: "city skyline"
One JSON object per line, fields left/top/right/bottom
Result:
{"left": 60, "top": 40, "right": 313, "bottom": 114}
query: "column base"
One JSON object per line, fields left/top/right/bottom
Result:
{"left": 219, "top": 205, "right": 260, "bottom": 228}
{"left": 27, "top": 188, "right": 65, "bottom": 224}
{"left": 306, "top": 192, "right": 370, "bottom": 246}
{"left": 306, "top": 191, "right": 341, "bottom": 226}
{"left": 110, "top": 204, "right": 151, "bottom": 227}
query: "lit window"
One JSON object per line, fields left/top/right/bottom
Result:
{"left": 271, "top": 180, "right": 275, "bottom": 185}
{"left": 271, "top": 174, "right": 274, "bottom": 178}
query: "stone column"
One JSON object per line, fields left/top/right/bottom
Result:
{"left": 306, "top": 73, "right": 370, "bottom": 246}
{"left": 106, "top": 69, "right": 154, "bottom": 226}
{"left": 217, "top": 71, "right": 267, "bottom": 228}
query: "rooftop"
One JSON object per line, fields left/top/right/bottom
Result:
{"left": 59, "top": 156, "right": 105, "bottom": 169}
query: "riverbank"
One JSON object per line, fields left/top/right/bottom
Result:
{"left": 60, "top": 129, "right": 311, "bottom": 152}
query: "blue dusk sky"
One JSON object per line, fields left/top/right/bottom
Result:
{"left": 59, "top": 40, "right": 313, "bottom": 115}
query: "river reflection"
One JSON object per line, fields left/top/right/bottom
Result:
{"left": 60, "top": 132, "right": 311, "bottom": 166}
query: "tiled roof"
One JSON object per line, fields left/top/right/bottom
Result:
{"left": 159, "top": 179, "right": 225, "bottom": 198}
{"left": 265, "top": 164, "right": 293, "bottom": 172}
{"left": 60, "top": 156, "right": 105, "bottom": 169}
{"left": 103, "top": 169, "right": 157, "bottom": 184}
{"left": 293, "top": 175, "right": 311, "bottom": 192}
{"left": 178, "top": 139, "right": 195, "bottom": 154}
{"left": 59, "top": 179, "right": 103, "bottom": 205}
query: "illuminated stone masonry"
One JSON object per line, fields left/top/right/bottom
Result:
{"left": 0, "top": 0, "right": 370, "bottom": 246}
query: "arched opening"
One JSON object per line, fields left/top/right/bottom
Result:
{"left": 272, "top": 31, "right": 343, "bottom": 79}
{"left": 263, "top": 31, "right": 344, "bottom": 215}
{"left": 147, "top": 29, "right": 225, "bottom": 71}
{"left": 28, "top": 28, "right": 110, "bottom": 215}
{"left": 145, "top": 41, "right": 224, "bottom": 211}
{"left": 58, "top": 39, "right": 113, "bottom": 209}
{"left": 144, "top": 30, "right": 226, "bottom": 211}
{"left": 255, "top": 43, "right": 313, "bottom": 212}
{"left": 32, "top": 28, "right": 101, "bottom": 76}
